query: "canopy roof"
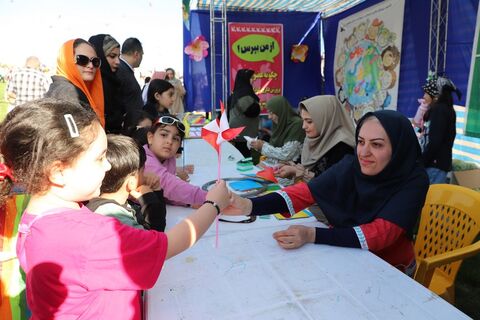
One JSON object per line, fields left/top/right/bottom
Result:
{"left": 194, "top": 0, "right": 365, "bottom": 18}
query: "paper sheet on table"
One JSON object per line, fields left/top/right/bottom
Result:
{"left": 228, "top": 179, "right": 263, "bottom": 191}
{"left": 274, "top": 209, "right": 313, "bottom": 220}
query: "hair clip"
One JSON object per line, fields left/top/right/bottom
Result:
{"left": 0, "top": 163, "right": 15, "bottom": 182}
{"left": 64, "top": 114, "right": 80, "bottom": 138}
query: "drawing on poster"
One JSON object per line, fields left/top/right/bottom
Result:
{"left": 334, "top": 0, "right": 404, "bottom": 120}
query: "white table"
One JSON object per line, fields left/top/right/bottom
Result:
{"left": 146, "top": 139, "right": 469, "bottom": 320}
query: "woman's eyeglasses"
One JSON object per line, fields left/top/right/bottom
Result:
{"left": 75, "top": 55, "right": 101, "bottom": 68}
{"left": 156, "top": 116, "right": 186, "bottom": 133}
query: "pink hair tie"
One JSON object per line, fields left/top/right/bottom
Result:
{"left": 0, "top": 163, "right": 15, "bottom": 182}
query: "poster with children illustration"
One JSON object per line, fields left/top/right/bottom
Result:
{"left": 334, "top": 0, "right": 405, "bottom": 120}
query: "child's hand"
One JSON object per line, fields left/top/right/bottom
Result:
{"left": 205, "top": 180, "right": 231, "bottom": 211}
{"left": 222, "top": 193, "right": 252, "bottom": 216}
{"left": 130, "top": 185, "right": 153, "bottom": 200}
{"left": 176, "top": 169, "right": 190, "bottom": 182}
{"left": 184, "top": 164, "right": 194, "bottom": 174}
{"left": 142, "top": 172, "right": 161, "bottom": 190}
{"left": 250, "top": 139, "right": 264, "bottom": 151}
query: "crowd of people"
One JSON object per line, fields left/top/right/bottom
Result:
{"left": 5, "top": 35, "right": 186, "bottom": 133}
{"left": 0, "top": 37, "right": 463, "bottom": 318}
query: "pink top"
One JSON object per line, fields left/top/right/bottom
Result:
{"left": 413, "top": 98, "right": 429, "bottom": 129}
{"left": 16, "top": 206, "right": 167, "bottom": 319}
{"left": 143, "top": 145, "right": 207, "bottom": 206}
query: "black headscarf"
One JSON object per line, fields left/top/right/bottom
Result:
{"left": 307, "top": 110, "right": 429, "bottom": 235}
{"left": 88, "top": 34, "right": 122, "bottom": 133}
{"left": 227, "top": 69, "right": 259, "bottom": 112}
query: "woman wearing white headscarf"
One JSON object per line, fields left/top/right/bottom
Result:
{"left": 277, "top": 95, "right": 355, "bottom": 182}
{"left": 165, "top": 68, "right": 186, "bottom": 115}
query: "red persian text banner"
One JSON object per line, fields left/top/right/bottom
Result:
{"left": 228, "top": 22, "right": 284, "bottom": 107}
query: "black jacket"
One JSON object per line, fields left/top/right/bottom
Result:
{"left": 86, "top": 190, "right": 167, "bottom": 232}
{"left": 116, "top": 59, "right": 144, "bottom": 113}
{"left": 421, "top": 102, "right": 456, "bottom": 171}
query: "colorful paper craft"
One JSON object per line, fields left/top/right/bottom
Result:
{"left": 274, "top": 209, "right": 313, "bottom": 220}
{"left": 228, "top": 180, "right": 263, "bottom": 192}
{"left": 256, "top": 167, "right": 278, "bottom": 183}
{"left": 265, "top": 184, "right": 281, "bottom": 192}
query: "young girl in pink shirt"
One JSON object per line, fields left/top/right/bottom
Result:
{"left": 0, "top": 99, "right": 235, "bottom": 319}
{"left": 144, "top": 115, "right": 207, "bottom": 207}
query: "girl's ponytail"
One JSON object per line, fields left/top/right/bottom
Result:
{"left": 0, "top": 155, "right": 14, "bottom": 204}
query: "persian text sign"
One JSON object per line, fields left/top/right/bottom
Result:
{"left": 229, "top": 23, "right": 284, "bottom": 106}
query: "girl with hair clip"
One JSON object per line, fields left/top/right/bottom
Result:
{"left": 1, "top": 99, "right": 237, "bottom": 319}
{"left": 143, "top": 79, "right": 175, "bottom": 119}
{"left": 144, "top": 115, "right": 207, "bottom": 207}
{"left": 45, "top": 38, "right": 105, "bottom": 127}
{"left": 225, "top": 110, "right": 429, "bottom": 276}
{"left": 419, "top": 75, "right": 462, "bottom": 184}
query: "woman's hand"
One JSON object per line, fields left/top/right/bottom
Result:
{"left": 222, "top": 193, "right": 252, "bottom": 216}
{"left": 250, "top": 139, "right": 265, "bottom": 151}
{"left": 276, "top": 165, "right": 297, "bottom": 178}
{"left": 273, "top": 225, "right": 315, "bottom": 249}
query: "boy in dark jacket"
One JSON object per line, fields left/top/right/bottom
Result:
{"left": 87, "top": 134, "right": 167, "bottom": 231}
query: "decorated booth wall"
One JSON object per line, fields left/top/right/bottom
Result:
{"left": 323, "top": 0, "right": 479, "bottom": 118}
{"left": 184, "top": 0, "right": 479, "bottom": 122}
{"left": 183, "top": 10, "right": 322, "bottom": 112}
{"left": 323, "top": 0, "right": 431, "bottom": 117}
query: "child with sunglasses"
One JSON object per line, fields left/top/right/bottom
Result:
{"left": 144, "top": 115, "right": 208, "bottom": 207}
{"left": 1, "top": 99, "right": 237, "bottom": 319}
{"left": 45, "top": 38, "right": 105, "bottom": 127}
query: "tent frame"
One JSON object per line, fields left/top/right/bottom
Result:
{"left": 429, "top": 0, "right": 449, "bottom": 75}
{"left": 209, "top": 0, "right": 228, "bottom": 114}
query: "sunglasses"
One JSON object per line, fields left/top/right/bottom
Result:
{"left": 75, "top": 55, "right": 101, "bottom": 68}
{"left": 155, "top": 116, "right": 186, "bottom": 133}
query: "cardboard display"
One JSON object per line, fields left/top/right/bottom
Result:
{"left": 451, "top": 169, "right": 480, "bottom": 189}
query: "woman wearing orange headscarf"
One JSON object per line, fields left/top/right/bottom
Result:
{"left": 45, "top": 39, "right": 105, "bottom": 126}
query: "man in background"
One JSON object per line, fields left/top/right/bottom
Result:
{"left": 117, "top": 37, "right": 144, "bottom": 113}
{"left": 6, "top": 56, "right": 51, "bottom": 111}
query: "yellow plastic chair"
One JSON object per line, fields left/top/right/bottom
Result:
{"left": 414, "top": 184, "right": 480, "bottom": 304}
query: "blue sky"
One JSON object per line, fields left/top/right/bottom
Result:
{"left": 0, "top": 0, "right": 184, "bottom": 75}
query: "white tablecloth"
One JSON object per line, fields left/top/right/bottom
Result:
{"left": 146, "top": 139, "right": 469, "bottom": 320}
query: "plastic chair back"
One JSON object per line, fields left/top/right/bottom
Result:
{"left": 414, "top": 184, "right": 480, "bottom": 301}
